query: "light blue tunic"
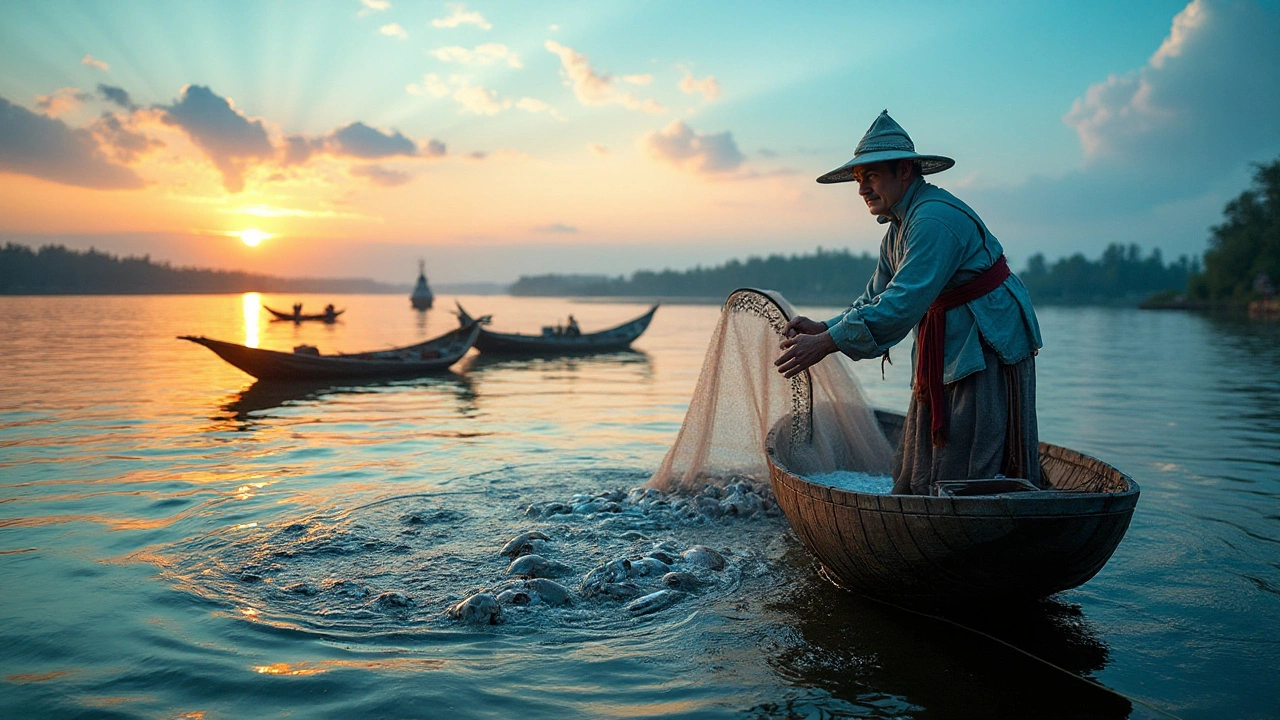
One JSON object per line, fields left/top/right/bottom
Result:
{"left": 825, "top": 177, "right": 1043, "bottom": 384}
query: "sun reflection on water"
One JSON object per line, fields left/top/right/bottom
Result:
{"left": 242, "top": 292, "right": 261, "bottom": 348}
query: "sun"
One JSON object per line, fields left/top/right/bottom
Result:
{"left": 236, "top": 229, "right": 273, "bottom": 247}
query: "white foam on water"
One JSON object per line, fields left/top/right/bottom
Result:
{"left": 806, "top": 471, "right": 893, "bottom": 494}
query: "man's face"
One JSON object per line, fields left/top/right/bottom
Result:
{"left": 853, "top": 161, "right": 911, "bottom": 217}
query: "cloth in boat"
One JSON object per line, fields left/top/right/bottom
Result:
{"left": 821, "top": 177, "right": 1044, "bottom": 494}
{"left": 894, "top": 344, "right": 1042, "bottom": 495}
{"left": 648, "top": 289, "right": 894, "bottom": 492}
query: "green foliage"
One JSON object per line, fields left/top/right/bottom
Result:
{"left": 1188, "top": 157, "right": 1280, "bottom": 302}
{"left": 513, "top": 245, "right": 1193, "bottom": 306}
{"left": 1019, "top": 243, "right": 1196, "bottom": 305}
{"left": 511, "top": 248, "right": 879, "bottom": 302}
{"left": 0, "top": 243, "right": 397, "bottom": 294}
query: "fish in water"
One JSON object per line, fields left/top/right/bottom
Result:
{"left": 500, "top": 530, "right": 551, "bottom": 559}
{"left": 662, "top": 571, "right": 701, "bottom": 591}
{"left": 447, "top": 593, "right": 503, "bottom": 624}
{"left": 625, "top": 589, "right": 685, "bottom": 616}
{"left": 580, "top": 558, "right": 632, "bottom": 597}
{"left": 627, "top": 557, "right": 671, "bottom": 577}
{"left": 682, "top": 545, "right": 727, "bottom": 571}
{"left": 492, "top": 578, "right": 574, "bottom": 607}
{"left": 506, "top": 553, "right": 573, "bottom": 578}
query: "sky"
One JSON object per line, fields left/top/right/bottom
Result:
{"left": 1, "top": 0, "right": 1279, "bottom": 285}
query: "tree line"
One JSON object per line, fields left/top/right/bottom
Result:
{"left": 0, "top": 243, "right": 400, "bottom": 295}
{"left": 512, "top": 244, "right": 1197, "bottom": 306}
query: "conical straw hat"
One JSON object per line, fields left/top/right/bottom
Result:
{"left": 816, "top": 110, "right": 954, "bottom": 184}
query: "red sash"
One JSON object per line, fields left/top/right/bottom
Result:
{"left": 916, "top": 254, "right": 1011, "bottom": 446}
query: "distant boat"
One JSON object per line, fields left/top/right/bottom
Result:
{"left": 264, "top": 305, "right": 344, "bottom": 323}
{"left": 411, "top": 260, "right": 434, "bottom": 310}
{"left": 180, "top": 320, "right": 482, "bottom": 381}
{"left": 455, "top": 302, "right": 657, "bottom": 356}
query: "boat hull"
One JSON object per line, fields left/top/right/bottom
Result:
{"left": 767, "top": 410, "right": 1140, "bottom": 604}
{"left": 460, "top": 304, "right": 658, "bottom": 356}
{"left": 181, "top": 322, "right": 481, "bottom": 381}
{"left": 264, "top": 306, "right": 343, "bottom": 323}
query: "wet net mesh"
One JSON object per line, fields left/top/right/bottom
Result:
{"left": 648, "top": 289, "right": 894, "bottom": 492}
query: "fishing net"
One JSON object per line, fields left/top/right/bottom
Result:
{"left": 648, "top": 288, "right": 894, "bottom": 492}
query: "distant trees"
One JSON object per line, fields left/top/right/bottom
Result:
{"left": 1019, "top": 244, "right": 1196, "bottom": 305}
{"left": 512, "top": 245, "right": 1195, "bottom": 306}
{"left": 0, "top": 243, "right": 399, "bottom": 295}
{"left": 1187, "top": 157, "right": 1280, "bottom": 303}
{"left": 510, "top": 249, "right": 879, "bottom": 302}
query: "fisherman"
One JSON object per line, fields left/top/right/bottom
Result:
{"left": 323, "top": 303, "right": 336, "bottom": 321}
{"left": 775, "top": 110, "right": 1044, "bottom": 495}
{"left": 565, "top": 315, "right": 581, "bottom": 337}
{"left": 292, "top": 302, "right": 303, "bottom": 318}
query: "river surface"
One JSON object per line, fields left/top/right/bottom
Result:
{"left": 1, "top": 293, "right": 1277, "bottom": 719}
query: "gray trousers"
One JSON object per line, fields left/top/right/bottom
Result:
{"left": 893, "top": 347, "right": 1041, "bottom": 495}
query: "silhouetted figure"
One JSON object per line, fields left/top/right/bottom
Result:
{"left": 566, "top": 315, "right": 581, "bottom": 337}
{"left": 292, "top": 302, "right": 303, "bottom": 319}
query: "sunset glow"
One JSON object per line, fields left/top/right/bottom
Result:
{"left": 236, "top": 229, "right": 272, "bottom": 248}
{"left": 0, "top": 1, "right": 1277, "bottom": 284}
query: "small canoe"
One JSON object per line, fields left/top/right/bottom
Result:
{"left": 456, "top": 303, "right": 657, "bottom": 356}
{"left": 180, "top": 321, "right": 482, "bottom": 381}
{"left": 767, "top": 410, "right": 1140, "bottom": 604}
{"left": 264, "top": 306, "right": 344, "bottom": 323}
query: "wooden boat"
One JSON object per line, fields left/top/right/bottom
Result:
{"left": 264, "top": 305, "right": 344, "bottom": 323}
{"left": 767, "top": 410, "right": 1140, "bottom": 604}
{"left": 455, "top": 302, "right": 658, "bottom": 355}
{"left": 411, "top": 260, "right": 434, "bottom": 310}
{"left": 180, "top": 321, "right": 482, "bottom": 381}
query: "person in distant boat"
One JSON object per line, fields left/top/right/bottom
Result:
{"left": 323, "top": 304, "right": 336, "bottom": 320}
{"left": 775, "top": 110, "right": 1044, "bottom": 495}
{"left": 565, "top": 315, "right": 581, "bottom": 337}
{"left": 292, "top": 302, "right": 303, "bottom": 318}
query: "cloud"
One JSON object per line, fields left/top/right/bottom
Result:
{"left": 678, "top": 69, "right": 721, "bottom": 101}
{"left": 350, "top": 163, "right": 412, "bottom": 187}
{"left": 1063, "top": 0, "right": 1280, "bottom": 176}
{"left": 97, "top": 84, "right": 136, "bottom": 111}
{"left": 406, "top": 73, "right": 453, "bottom": 97}
{"left": 158, "top": 84, "right": 274, "bottom": 193}
{"left": 972, "top": 0, "right": 1280, "bottom": 260}
{"left": 623, "top": 74, "right": 653, "bottom": 86}
{"left": 91, "top": 112, "right": 163, "bottom": 163}
{"left": 588, "top": 142, "right": 608, "bottom": 157}
{"left": 35, "top": 87, "right": 89, "bottom": 116}
{"left": 0, "top": 95, "right": 144, "bottom": 189}
{"left": 641, "top": 120, "right": 744, "bottom": 174}
{"left": 432, "top": 4, "right": 491, "bottom": 30}
{"left": 429, "top": 43, "right": 522, "bottom": 68}
{"left": 379, "top": 22, "right": 408, "bottom": 39}
{"left": 515, "top": 97, "right": 551, "bottom": 114}
{"left": 327, "top": 121, "right": 418, "bottom": 158}
{"left": 81, "top": 54, "right": 108, "bottom": 71}
{"left": 534, "top": 222, "right": 578, "bottom": 234}
{"left": 544, "top": 41, "right": 665, "bottom": 113}
{"left": 548, "top": 24, "right": 560, "bottom": 32}
{"left": 453, "top": 84, "right": 510, "bottom": 115}
{"left": 408, "top": 73, "right": 553, "bottom": 117}
{"left": 358, "top": 0, "right": 390, "bottom": 16}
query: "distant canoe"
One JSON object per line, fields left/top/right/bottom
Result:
{"left": 180, "top": 321, "right": 482, "bottom": 381}
{"left": 456, "top": 302, "right": 657, "bottom": 356}
{"left": 767, "top": 410, "right": 1140, "bottom": 604}
{"left": 264, "top": 306, "right": 344, "bottom": 323}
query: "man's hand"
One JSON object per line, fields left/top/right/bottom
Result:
{"left": 782, "top": 316, "right": 827, "bottom": 339}
{"left": 776, "top": 331, "right": 837, "bottom": 378}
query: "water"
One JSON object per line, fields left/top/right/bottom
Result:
{"left": 1, "top": 294, "right": 1277, "bottom": 719}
